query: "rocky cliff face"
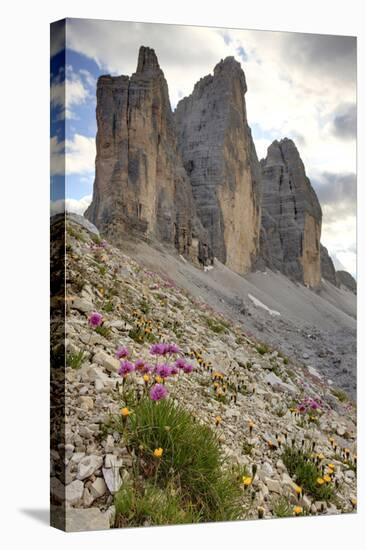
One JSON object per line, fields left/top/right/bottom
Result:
{"left": 260, "top": 139, "right": 322, "bottom": 288}
{"left": 85, "top": 47, "right": 210, "bottom": 265}
{"left": 337, "top": 270, "right": 357, "bottom": 294}
{"left": 174, "top": 57, "right": 261, "bottom": 274}
{"left": 320, "top": 244, "right": 338, "bottom": 286}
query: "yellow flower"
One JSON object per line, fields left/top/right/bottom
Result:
{"left": 293, "top": 506, "right": 303, "bottom": 516}
{"left": 155, "top": 375, "right": 163, "bottom": 384}
{"left": 323, "top": 474, "right": 331, "bottom": 483}
{"left": 242, "top": 476, "right": 252, "bottom": 487}
{"left": 153, "top": 447, "right": 163, "bottom": 458}
{"left": 327, "top": 463, "right": 335, "bottom": 470}
{"left": 351, "top": 497, "right": 357, "bottom": 507}
{"left": 317, "top": 477, "right": 325, "bottom": 485}
{"left": 294, "top": 485, "right": 302, "bottom": 495}
{"left": 120, "top": 407, "right": 130, "bottom": 417}
{"left": 215, "top": 415, "right": 222, "bottom": 426}
{"left": 143, "top": 374, "right": 150, "bottom": 383}
{"left": 318, "top": 453, "right": 325, "bottom": 460}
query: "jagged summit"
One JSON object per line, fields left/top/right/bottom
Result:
{"left": 136, "top": 45, "right": 161, "bottom": 73}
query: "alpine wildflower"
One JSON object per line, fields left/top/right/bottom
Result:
{"left": 150, "top": 384, "right": 168, "bottom": 401}
{"left": 88, "top": 311, "right": 103, "bottom": 327}
{"left": 115, "top": 346, "right": 130, "bottom": 359}
{"left": 153, "top": 447, "right": 163, "bottom": 458}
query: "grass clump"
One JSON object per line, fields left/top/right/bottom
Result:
{"left": 66, "top": 350, "right": 85, "bottom": 369}
{"left": 95, "top": 325, "right": 111, "bottom": 339}
{"left": 331, "top": 387, "right": 348, "bottom": 403}
{"left": 255, "top": 343, "right": 269, "bottom": 355}
{"left": 118, "top": 398, "right": 244, "bottom": 523}
{"left": 282, "top": 445, "right": 334, "bottom": 501}
{"left": 272, "top": 496, "right": 293, "bottom": 518}
{"left": 102, "top": 300, "right": 114, "bottom": 313}
{"left": 205, "top": 318, "right": 228, "bottom": 334}
{"left": 115, "top": 483, "right": 199, "bottom": 527}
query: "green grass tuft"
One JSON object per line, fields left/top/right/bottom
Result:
{"left": 116, "top": 398, "right": 244, "bottom": 522}
{"left": 66, "top": 350, "right": 86, "bottom": 369}
{"left": 282, "top": 445, "right": 334, "bottom": 501}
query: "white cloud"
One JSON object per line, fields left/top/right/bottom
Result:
{"left": 66, "top": 134, "right": 95, "bottom": 175}
{"left": 51, "top": 65, "right": 94, "bottom": 119}
{"left": 51, "top": 134, "right": 95, "bottom": 176}
{"left": 50, "top": 194, "right": 92, "bottom": 216}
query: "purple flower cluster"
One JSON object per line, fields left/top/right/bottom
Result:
{"left": 118, "top": 360, "right": 135, "bottom": 377}
{"left": 150, "top": 343, "right": 181, "bottom": 356}
{"left": 115, "top": 346, "right": 130, "bottom": 359}
{"left": 174, "top": 358, "right": 194, "bottom": 374}
{"left": 150, "top": 384, "right": 168, "bottom": 401}
{"left": 297, "top": 397, "right": 322, "bottom": 414}
{"left": 88, "top": 311, "right": 103, "bottom": 328}
{"left": 155, "top": 364, "right": 172, "bottom": 379}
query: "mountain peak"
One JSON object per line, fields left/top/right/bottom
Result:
{"left": 136, "top": 46, "right": 160, "bottom": 73}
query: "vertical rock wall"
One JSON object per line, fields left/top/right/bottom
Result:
{"left": 85, "top": 47, "right": 210, "bottom": 265}
{"left": 174, "top": 57, "right": 261, "bottom": 274}
{"left": 260, "top": 138, "right": 322, "bottom": 287}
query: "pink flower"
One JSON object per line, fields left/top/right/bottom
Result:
{"left": 175, "top": 358, "right": 187, "bottom": 369}
{"left": 150, "top": 343, "right": 168, "bottom": 356}
{"left": 155, "top": 364, "right": 172, "bottom": 379}
{"left": 166, "top": 343, "right": 181, "bottom": 354}
{"left": 183, "top": 363, "right": 194, "bottom": 374}
{"left": 150, "top": 384, "right": 168, "bottom": 401}
{"left": 118, "top": 360, "right": 135, "bottom": 377}
{"left": 170, "top": 365, "right": 179, "bottom": 375}
{"left": 88, "top": 311, "right": 103, "bottom": 327}
{"left": 115, "top": 346, "right": 130, "bottom": 359}
{"left": 134, "top": 358, "right": 146, "bottom": 371}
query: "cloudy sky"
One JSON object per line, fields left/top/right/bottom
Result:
{"left": 50, "top": 18, "right": 357, "bottom": 276}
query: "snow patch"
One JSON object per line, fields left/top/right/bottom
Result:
{"left": 248, "top": 294, "right": 281, "bottom": 316}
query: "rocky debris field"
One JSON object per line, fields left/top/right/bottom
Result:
{"left": 51, "top": 217, "right": 357, "bottom": 531}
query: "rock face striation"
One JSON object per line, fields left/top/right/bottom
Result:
{"left": 259, "top": 139, "right": 322, "bottom": 288}
{"left": 85, "top": 47, "right": 210, "bottom": 265}
{"left": 336, "top": 270, "right": 357, "bottom": 294}
{"left": 174, "top": 57, "right": 261, "bottom": 274}
{"left": 320, "top": 244, "right": 338, "bottom": 286}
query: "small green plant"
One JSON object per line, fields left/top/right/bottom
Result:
{"left": 205, "top": 317, "right": 228, "bottom": 334}
{"left": 98, "top": 264, "right": 107, "bottom": 276}
{"left": 91, "top": 234, "right": 102, "bottom": 245}
{"left": 66, "top": 350, "right": 86, "bottom": 369}
{"left": 103, "top": 300, "right": 114, "bottom": 313}
{"left": 95, "top": 325, "right": 111, "bottom": 338}
{"left": 242, "top": 441, "right": 254, "bottom": 456}
{"left": 272, "top": 496, "right": 293, "bottom": 518}
{"left": 255, "top": 343, "right": 269, "bottom": 355}
{"left": 115, "top": 483, "right": 200, "bottom": 527}
{"left": 331, "top": 387, "right": 348, "bottom": 403}
{"left": 282, "top": 445, "right": 334, "bottom": 501}
{"left": 274, "top": 404, "right": 288, "bottom": 418}
{"left": 139, "top": 298, "right": 150, "bottom": 315}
